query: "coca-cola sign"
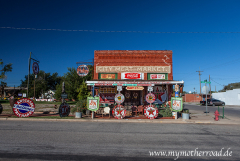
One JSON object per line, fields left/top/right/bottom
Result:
{"left": 121, "top": 73, "right": 144, "bottom": 80}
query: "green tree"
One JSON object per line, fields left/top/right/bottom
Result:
{"left": 0, "top": 59, "right": 12, "bottom": 80}
{"left": 219, "top": 82, "right": 240, "bottom": 92}
{"left": 20, "top": 70, "right": 61, "bottom": 98}
{"left": 55, "top": 65, "right": 93, "bottom": 101}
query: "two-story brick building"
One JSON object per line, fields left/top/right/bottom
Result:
{"left": 86, "top": 50, "right": 184, "bottom": 106}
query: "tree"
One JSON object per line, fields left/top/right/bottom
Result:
{"left": 55, "top": 65, "right": 93, "bottom": 101}
{"left": 20, "top": 70, "right": 61, "bottom": 98}
{"left": 219, "top": 82, "right": 240, "bottom": 92}
{"left": 0, "top": 59, "right": 12, "bottom": 80}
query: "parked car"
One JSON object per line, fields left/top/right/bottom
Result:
{"left": 200, "top": 99, "right": 225, "bottom": 106}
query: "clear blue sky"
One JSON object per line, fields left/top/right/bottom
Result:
{"left": 1, "top": 0, "right": 240, "bottom": 93}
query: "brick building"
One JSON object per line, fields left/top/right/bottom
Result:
{"left": 86, "top": 50, "right": 184, "bottom": 105}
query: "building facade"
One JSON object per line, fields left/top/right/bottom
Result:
{"left": 86, "top": 50, "right": 184, "bottom": 105}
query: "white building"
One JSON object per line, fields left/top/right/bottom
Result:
{"left": 212, "top": 89, "right": 240, "bottom": 105}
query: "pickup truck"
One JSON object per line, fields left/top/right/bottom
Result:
{"left": 200, "top": 99, "right": 225, "bottom": 106}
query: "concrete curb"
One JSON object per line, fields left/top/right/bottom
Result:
{"left": 0, "top": 117, "right": 239, "bottom": 125}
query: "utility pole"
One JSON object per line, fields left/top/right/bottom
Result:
{"left": 27, "top": 52, "right": 32, "bottom": 98}
{"left": 209, "top": 75, "right": 211, "bottom": 98}
{"left": 196, "top": 68, "right": 203, "bottom": 95}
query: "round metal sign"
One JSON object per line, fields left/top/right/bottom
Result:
{"left": 146, "top": 93, "right": 156, "bottom": 103}
{"left": 13, "top": 98, "right": 35, "bottom": 117}
{"left": 144, "top": 105, "right": 158, "bottom": 120}
{"left": 77, "top": 65, "right": 89, "bottom": 77}
{"left": 59, "top": 103, "right": 70, "bottom": 117}
{"left": 32, "top": 62, "right": 39, "bottom": 75}
{"left": 115, "top": 94, "right": 125, "bottom": 104}
{"left": 112, "top": 105, "right": 126, "bottom": 119}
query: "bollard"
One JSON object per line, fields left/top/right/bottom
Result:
{"left": 222, "top": 107, "right": 224, "bottom": 119}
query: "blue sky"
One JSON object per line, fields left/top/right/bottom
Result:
{"left": 1, "top": 0, "right": 240, "bottom": 93}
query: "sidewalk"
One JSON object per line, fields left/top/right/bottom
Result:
{"left": 1, "top": 111, "right": 239, "bottom": 125}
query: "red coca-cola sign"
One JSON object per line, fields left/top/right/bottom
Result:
{"left": 122, "top": 73, "right": 142, "bottom": 79}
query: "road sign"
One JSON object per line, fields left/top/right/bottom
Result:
{"left": 117, "top": 86, "right": 122, "bottom": 91}
{"left": 32, "top": 62, "right": 39, "bottom": 75}
{"left": 61, "top": 93, "right": 68, "bottom": 98}
{"left": 201, "top": 81, "right": 211, "bottom": 84}
{"left": 59, "top": 103, "right": 70, "bottom": 117}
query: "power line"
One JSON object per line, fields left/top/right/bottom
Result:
{"left": 1, "top": 27, "right": 240, "bottom": 34}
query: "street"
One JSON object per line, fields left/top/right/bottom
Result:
{"left": 184, "top": 103, "right": 240, "bottom": 119}
{"left": 0, "top": 120, "right": 240, "bottom": 161}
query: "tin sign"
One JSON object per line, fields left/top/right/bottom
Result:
{"left": 13, "top": 98, "right": 35, "bottom": 117}
{"left": 148, "top": 86, "right": 153, "bottom": 92}
{"left": 115, "top": 94, "right": 125, "bottom": 104}
{"left": 126, "top": 86, "right": 144, "bottom": 90}
{"left": 87, "top": 97, "right": 99, "bottom": 111}
{"left": 146, "top": 93, "right": 156, "bottom": 103}
{"left": 117, "top": 86, "right": 122, "bottom": 91}
{"left": 77, "top": 65, "right": 89, "bottom": 77}
{"left": 32, "top": 62, "right": 39, "bottom": 75}
{"left": 121, "top": 73, "right": 144, "bottom": 80}
{"left": 144, "top": 105, "right": 158, "bottom": 119}
{"left": 59, "top": 103, "right": 70, "bottom": 117}
{"left": 171, "top": 97, "right": 183, "bottom": 112}
{"left": 112, "top": 105, "right": 126, "bottom": 119}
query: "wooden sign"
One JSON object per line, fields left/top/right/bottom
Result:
{"left": 126, "top": 86, "right": 144, "bottom": 90}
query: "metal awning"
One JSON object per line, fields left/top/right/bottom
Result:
{"left": 86, "top": 80, "right": 184, "bottom": 86}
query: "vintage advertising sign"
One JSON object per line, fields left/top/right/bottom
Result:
{"left": 148, "top": 74, "right": 167, "bottom": 80}
{"left": 171, "top": 97, "right": 183, "bottom": 112}
{"left": 99, "top": 73, "right": 117, "bottom": 79}
{"left": 87, "top": 97, "right": 99, "bottom": 111}
{"left": 144, "top": 105, "right": 158, "bottom": 119}
{"left": 112, "top": 105, "right": 126, "bottom": 119}
{"left": 117, "top": 86, "right": 122, "bottom": 91}
{"left": 145, "top": 93, "right": 156, "bottom": 103}
{"left": 13, "top": 98, "right": 35, "bottom": 117}
{"left": 96, "top": 66, "right": 171, "bottom": 73}
{"left": 77, "top": 65, "right": 89, "bottom": 77}
{"left": 115, "top": 94, "right": 125, "bottom": 104}
{"left": 121, "top": 73, "right": 144, "bottom": 80}
{"left": 126, "top": 86, "right": 144, "bottom": 90}
{"left": 32, "top": 62, "right": 39, "bottom": 75}
{"left": 59, "top": 103, "right": 70, "bottom": 117}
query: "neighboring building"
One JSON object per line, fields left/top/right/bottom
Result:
{"left": 182, "top": 94, "right": 211, "bottom": 102}
{"left": 86, "top": 50, "right": 184, "bottom": 105}
{"left": 213, "top": 89, "right": 240, "bottom": 105}
{"left": 0, "top": 87, "right": 27, "bottom": 98}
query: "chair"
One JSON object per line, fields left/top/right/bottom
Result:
{"left": 132, "top": 106, "right": 138, "bottom": 116}
{"left": 102, "top": 107, "right": 110, "bottom": 118}
{"left": 137, "top": 105, "right": 144, "bottom": 115}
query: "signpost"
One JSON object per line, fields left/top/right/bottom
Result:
{"left": 201, "top": 80, "right": 211, "bottom": 115}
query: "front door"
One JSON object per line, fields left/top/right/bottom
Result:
{"left": 124, "top": 90, "right": 140, "bottom": 106}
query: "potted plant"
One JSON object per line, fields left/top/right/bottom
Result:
{"left": 182, "top": 109, "right": 189, "bottom": 120}
{"left": 71, "top": 99, "right": 86, "bottom": 118}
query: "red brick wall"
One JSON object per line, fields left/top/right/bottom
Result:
{"left": 182, "top": 94, "right": 202, "bottom": 102}
{"left": 94, "top": 50, "right": 173, "bottom": 80}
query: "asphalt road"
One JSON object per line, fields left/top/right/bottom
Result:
{"left": 184, "top": 104, "right": 240, "bottom": 119}
{"left": 0, "top": 120, "right": 240, "bottom": 161}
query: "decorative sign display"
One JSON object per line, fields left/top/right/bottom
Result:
{"left": 175, "top": 84, "right": 179, "bottom": 92}
{"left": 126, "top": 86, "right": 144, "bottom": 90}
{"left": 18, "top": 93, "right": 22, "bottom": 97}
{"left": 99, "top": 93, "right": 115, "bottom": 103}
{"left": 59, "top": 103, "right": 70, "bottom": 117}
{"left": 115, "top": 94, "right": 125, "bottom": 104}
{"left": 121, "top": 73, "right": 144, "bottom": 80}
{"left": 87, "top": 97, "right": 99, "bottom": 111}
{"left": 99, "top": 73, "right": 117, "bottom": 79}
{"left": 144, "top": 105, "right": 158, "bottom": 119}
{"left": 13, "top": 98, "right": 35, "bottom": 117}
{"left": 77, "top": 65, "right": 89, "bottom": 77}
{"left": 148, "top": 86, "right": 153, "bottom": 92}
{"left": 117, "top": 86, "right": 122, "bottom": 91}
{"left": 145, "top": 93, "right": 156, "bottom": 103}
{"left": 112, "top": 105, "right": 126, "bottom": 119}
{"left": 96, "top": 66, "right": 171, "bottom": 73}
{"left": 148, "top": 74, "right": 167, "bottom": 80}
{"left": 23, "top": 93, "right": 26, "bottom": 97}
{"left": 171, "top": 97, "right": 183, "bottom": 112}
{"left": 32, "top": 62, "right": 39, "bottom": 75}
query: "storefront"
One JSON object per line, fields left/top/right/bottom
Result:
{"left": 86, "top": 50, "right": 184, "bottom": 107}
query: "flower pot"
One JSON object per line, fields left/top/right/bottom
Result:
{"left": 75, "top": 112, "right": 82, "bottom": 118}
{"left": 182, "top": 113, "right": 189, "bottom": 120}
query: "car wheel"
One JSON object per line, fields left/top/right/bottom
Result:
{"left": 212, "top": 104, "right": 215, "bottom": 106}
{"left": 222, "top": 103, "right": 225, "bottom": 106}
